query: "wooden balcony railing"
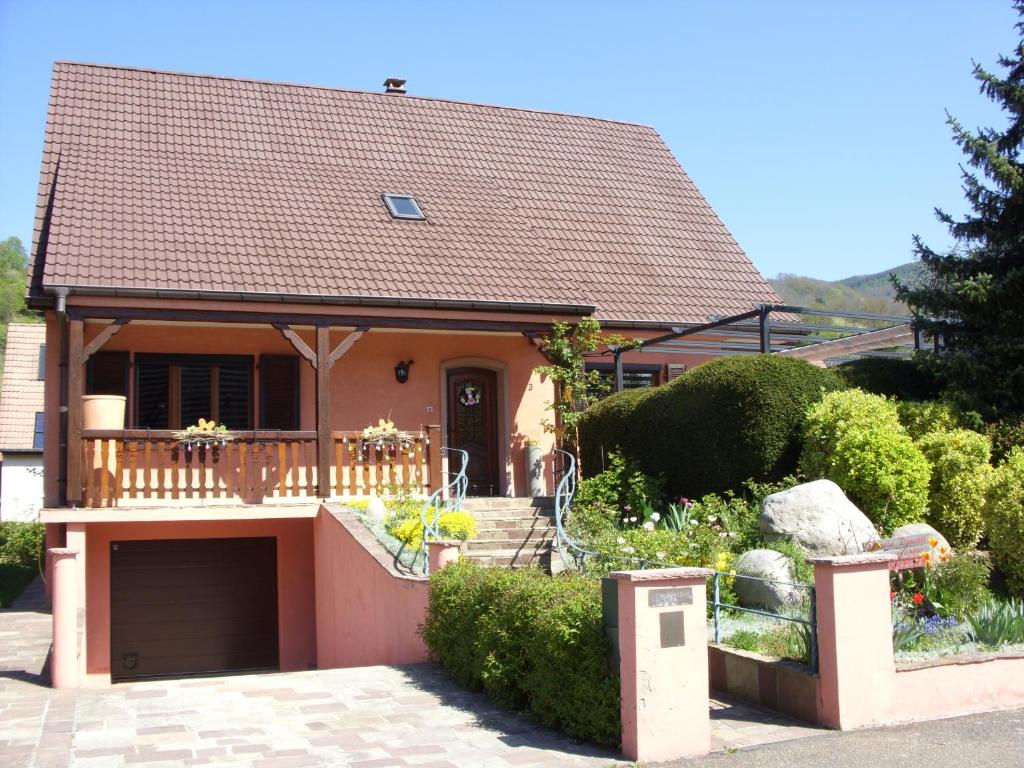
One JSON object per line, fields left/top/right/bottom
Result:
{"left": 79, "top": 428, "right": 439, "bottom": 508}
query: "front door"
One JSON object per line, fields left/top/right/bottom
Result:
{"left": 447, "top": 368, "right": 500, "bottom": 496}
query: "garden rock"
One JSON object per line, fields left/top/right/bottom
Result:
{"left": 891, "top": 522, "right": 952, "bottom": 559}
{"left": 759, "top": 479, "right": 878, "bottom": 556}
{"left": 733, "top": 549, "right": 803, "bottom": 610}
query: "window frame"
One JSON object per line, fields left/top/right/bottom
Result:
{"left": 32, "top": 412, "right": 45, "bottom": 450}
{"left": 381, "top": 193, "right": 426, "bottom": 220}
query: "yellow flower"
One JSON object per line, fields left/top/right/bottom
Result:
{"left": 928, "top": 537, "right": 939, "bottom": 548}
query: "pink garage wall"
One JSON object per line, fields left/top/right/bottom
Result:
{"left": 81, "top": 517, "right": 316, "bottom": 685}
{"left": 314, "top": 505, "right": 429, "bottom": 669}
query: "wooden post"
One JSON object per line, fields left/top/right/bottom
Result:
{"left": 67, "top": 319, "right": 84, "bottom": 505}
{"left": 425, "top": 423, "right": 443, "bottom": 495}
{"left": 316, "top": 326, "right": 331, "bottom": 498}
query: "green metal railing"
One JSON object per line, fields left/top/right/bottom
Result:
{"left": 421, "top": 447, "right": 469, "bottom": 575}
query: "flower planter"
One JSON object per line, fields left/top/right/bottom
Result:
{"left": 82, "top": 395, "right": 126, "bottom": 430}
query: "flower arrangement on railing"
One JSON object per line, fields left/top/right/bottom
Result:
{"left": 173, "top": 419, "right": 237, "bottom": 451}
{"left": 358, "top": 418, "right": 420, "bottom": 458}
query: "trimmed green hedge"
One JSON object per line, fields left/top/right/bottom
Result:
{"left": 419, "top": 561, "right": 620, "bottom": 746}
{"left": 833, "top": 357, "right": 943, "bottom": 401}
{"left": 579, "top": 355, "right": 844, "bottom": 498}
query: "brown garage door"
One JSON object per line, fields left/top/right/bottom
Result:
{"left": 110, "top": 537, "right": 279, "bottom": 681}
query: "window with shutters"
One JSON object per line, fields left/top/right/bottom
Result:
{"left": 86, "top": 351, "right": 130, "bottom": 397}
{"left": 259, "top": 355, "right": 300, "bottom": 430}
{"left": 135, "top": 354, "right": 253, "bottom": 430}
{"left": 584, "top": 362, "right": 661, "bottom": 399}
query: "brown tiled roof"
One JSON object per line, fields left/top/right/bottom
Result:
{"left": 31, "top": 63, "right": 781, "bottom": 324}
{"left": 0, "top": 324, "right": 46, "bottom": 453}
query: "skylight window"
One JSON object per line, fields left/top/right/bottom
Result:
{"left": 382, "top": 193, "right": 425, "bottom": 220}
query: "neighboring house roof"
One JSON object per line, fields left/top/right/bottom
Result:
{"left": 30, "top": 62, "right": 781, "bottom": 325}
{"left": 0, "top": 323, "right": 46, "bottom": 453}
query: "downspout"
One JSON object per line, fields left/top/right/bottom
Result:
{"left": 54, "top": 288, "right": 70, "bottom": 506}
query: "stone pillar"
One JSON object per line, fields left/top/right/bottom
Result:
{"left": 427, "top": 540, "right": 461, "bottom": 573}
{"left": 50, "top": 547, "right": 80, "bottom": 689}
{"left": 612, "top": 567, "right": 713, "bottom": 762}
{"left": 810, "top": 553, "right": 896, "bottom": 729}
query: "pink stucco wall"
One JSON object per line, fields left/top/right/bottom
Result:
{"left": 892, "top": 655, "right": 1024, "bottom": 721}
{"left": 313, "top": 505, "right": 430, "bottom": 668}
{"left": 80, "top": 517, "right": 316, "bottom": 685}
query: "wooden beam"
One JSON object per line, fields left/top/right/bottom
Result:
{"left": 67, "top": 319, "right": 84, "bottom": 505}
{"left": 69, "top": 306, "right": 558, "bottom": 334}
{"left": 273, "top": 323, "right": 318, "bottom": 369}
{"left": 326, "top": 328, "right": 367, "bottom": 369}
{"left": 81, "top": 319, "right": 129, "bottom": 362}
{"left": 316, "top": 326, "right": 331, "bottom": 497}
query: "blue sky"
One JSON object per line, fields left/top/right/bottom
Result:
{"left": 0, "top": 0, "right": 1016, "bottom": 281}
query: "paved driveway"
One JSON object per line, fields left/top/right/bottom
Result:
{"left": 1, "top": 581, "right": 617, "bottom": 768}
{"left": 1, "top": 579, "right": 822, "bottom": 767}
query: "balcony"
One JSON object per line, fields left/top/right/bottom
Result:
{"left": 78, "top": 427, "right": 440, "bottom": 507}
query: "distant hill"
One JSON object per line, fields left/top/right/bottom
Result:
{"left": 769, "top": 262, "right": 924, "bottom": 317}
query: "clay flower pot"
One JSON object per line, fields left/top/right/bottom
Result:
{"left": 82, "top": 395, "right": 126, "bottom": 430}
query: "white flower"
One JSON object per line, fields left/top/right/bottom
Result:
{"left": 727, "top": 532, "right": 737, "bottom": 538}
{"left": 656, "top": 551, "right": 666, "bottom": 560}
{"left": 707, "top": 515, "right": 718, "bottom": 523}
{"left": 628, "top": 516, "right": 637, "bottom": 523}
{"left": 689, "top": 519, "right": 698, "bottom": 526}
{"left": 651, "top": 512, "right": 661, "bottom": 522}
{"left": 642, "top": 521, "right": 655, "bottom": 531}
{"left": 622, "top": 546, "right": 636, "bottom": 554}
{"left": 617, "top": 536, "right": 626, "bottom": 545}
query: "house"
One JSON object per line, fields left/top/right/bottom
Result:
{"left": 0, "top": 323, "right": 47, "bottom": 521}
{"left": 31, "top": 63, "right": 781, "bottom": 685}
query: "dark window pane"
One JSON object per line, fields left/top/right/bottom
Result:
{"left": 33, "top": 412, "right": 44, "bottom": 450}
{"left": 37, "top": 345, "right": 46, "bottom": 380}
{"left": 137, "top": 362, "right": 169, "bottom": 429}
{"left": 87, "top": 351, "right": 129, "bottom": 396}
{"left": 180, "top": 365, "right": 212, "bottom": 428}
{"left": 260, "top": 356, "right": 298, "bottom": 430}
{"left": 218, "top": 364, "right": 251, "bottom": 430}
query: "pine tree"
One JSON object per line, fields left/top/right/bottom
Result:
{"left": 897, "top": 3, "right": 1024, "bottom": 417}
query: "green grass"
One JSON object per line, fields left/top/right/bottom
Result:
{"left": 0, "top": 562, "right": 38, "bottom": 607}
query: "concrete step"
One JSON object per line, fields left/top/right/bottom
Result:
{"left": 475, "top": 517, "right": 555, "bottom": 532}
{"left": 468, "top": 509, "right": 556, "bottom": 521}
{"left": 465, "top": 529, "right": 553, "bottom": 552}
{"left": 461, "top": 497, "right": 554, "bottom": 512}
{"left": 466, "top": 547, "right": 553, "bottom": 568}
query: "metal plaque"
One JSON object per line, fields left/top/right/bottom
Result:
{"left": 648, "top": 587, "right": 693, "bottom": 608}
{"left": 660, "top": 611, "right": 686, "bottom": 648}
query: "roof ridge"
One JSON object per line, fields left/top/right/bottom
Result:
{"left": 52, "top": 60, "right": 657, "bottom": 132}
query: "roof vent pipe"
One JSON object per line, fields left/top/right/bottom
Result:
{"left": 383, "top": 77, "right": 407, "bottom": 95}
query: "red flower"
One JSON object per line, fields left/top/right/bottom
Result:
{"left": 913, "top": 593, "right": 924, "bottom": 605}
{"left": 890, "top": 591, "right": 897, "bottom": 601}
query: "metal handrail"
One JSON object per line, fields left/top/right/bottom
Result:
{"left": 421, "top": 447, "right": 469, "bottom": 575}
{"left": 550, "top": 448, "right": 817, "bottom": 670}
{"left": 553, "top": 448, "right": 602, "bottom": 571}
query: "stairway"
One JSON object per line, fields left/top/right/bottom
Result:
{"left": 461, "top": 497, "right": 556, "bottom": 571}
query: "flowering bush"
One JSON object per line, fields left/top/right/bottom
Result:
{"left": 985, "top": 447, "right": 1024, "bottom": 593}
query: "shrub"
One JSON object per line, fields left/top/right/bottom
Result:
{"left": 917, "top": 429, "right": 993, "bottom": 548}
{"left": 687, "top": 475, "right": 802, "bottom": 554}
{"left": 764, "top": 539, "right": 814, "bottom": 585}
{"left": 926, "top": 551, "right": 993, "bottom": 620}
{"left": 579, "top": 355, "right": 844, "bottom": 498}
{"left": 573, "top": 450, "right": 663, "bottom": 522}
{"left": 985, "top": 448, "right": 1024, "bottom": 594}
{"left": 801, "top": 390, "right": 931, "bottom": 533}
{"left": 389, "top": 510, "right": 477, "bottom": 550}
{"left": 420, "top": 562, "right": 620, "bottom": 746}
{"left": 833, "top": 357, "right": 943, "bottom": 401}
{"left": 897, "top": 400, "right": 965, "bottom": 440}
{"left": 988, "top": 414, "right": 1024, "bottom": 464}
{"left": 0, "top": 522, "right": 45, "bottom": 569}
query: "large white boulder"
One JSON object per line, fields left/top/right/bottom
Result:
{"left": 759, "top": 479, "right": 878, "bottom": 556}
{"left": 733, "top": 549, "right": 804, "bottom": 610}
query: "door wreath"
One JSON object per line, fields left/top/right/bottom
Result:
{"left": 458, "top": 382, "right": 482, "bottom": 407}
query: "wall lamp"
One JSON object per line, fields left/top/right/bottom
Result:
{"left": 394, "top": 359, "right": 414, "bottom": 384}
